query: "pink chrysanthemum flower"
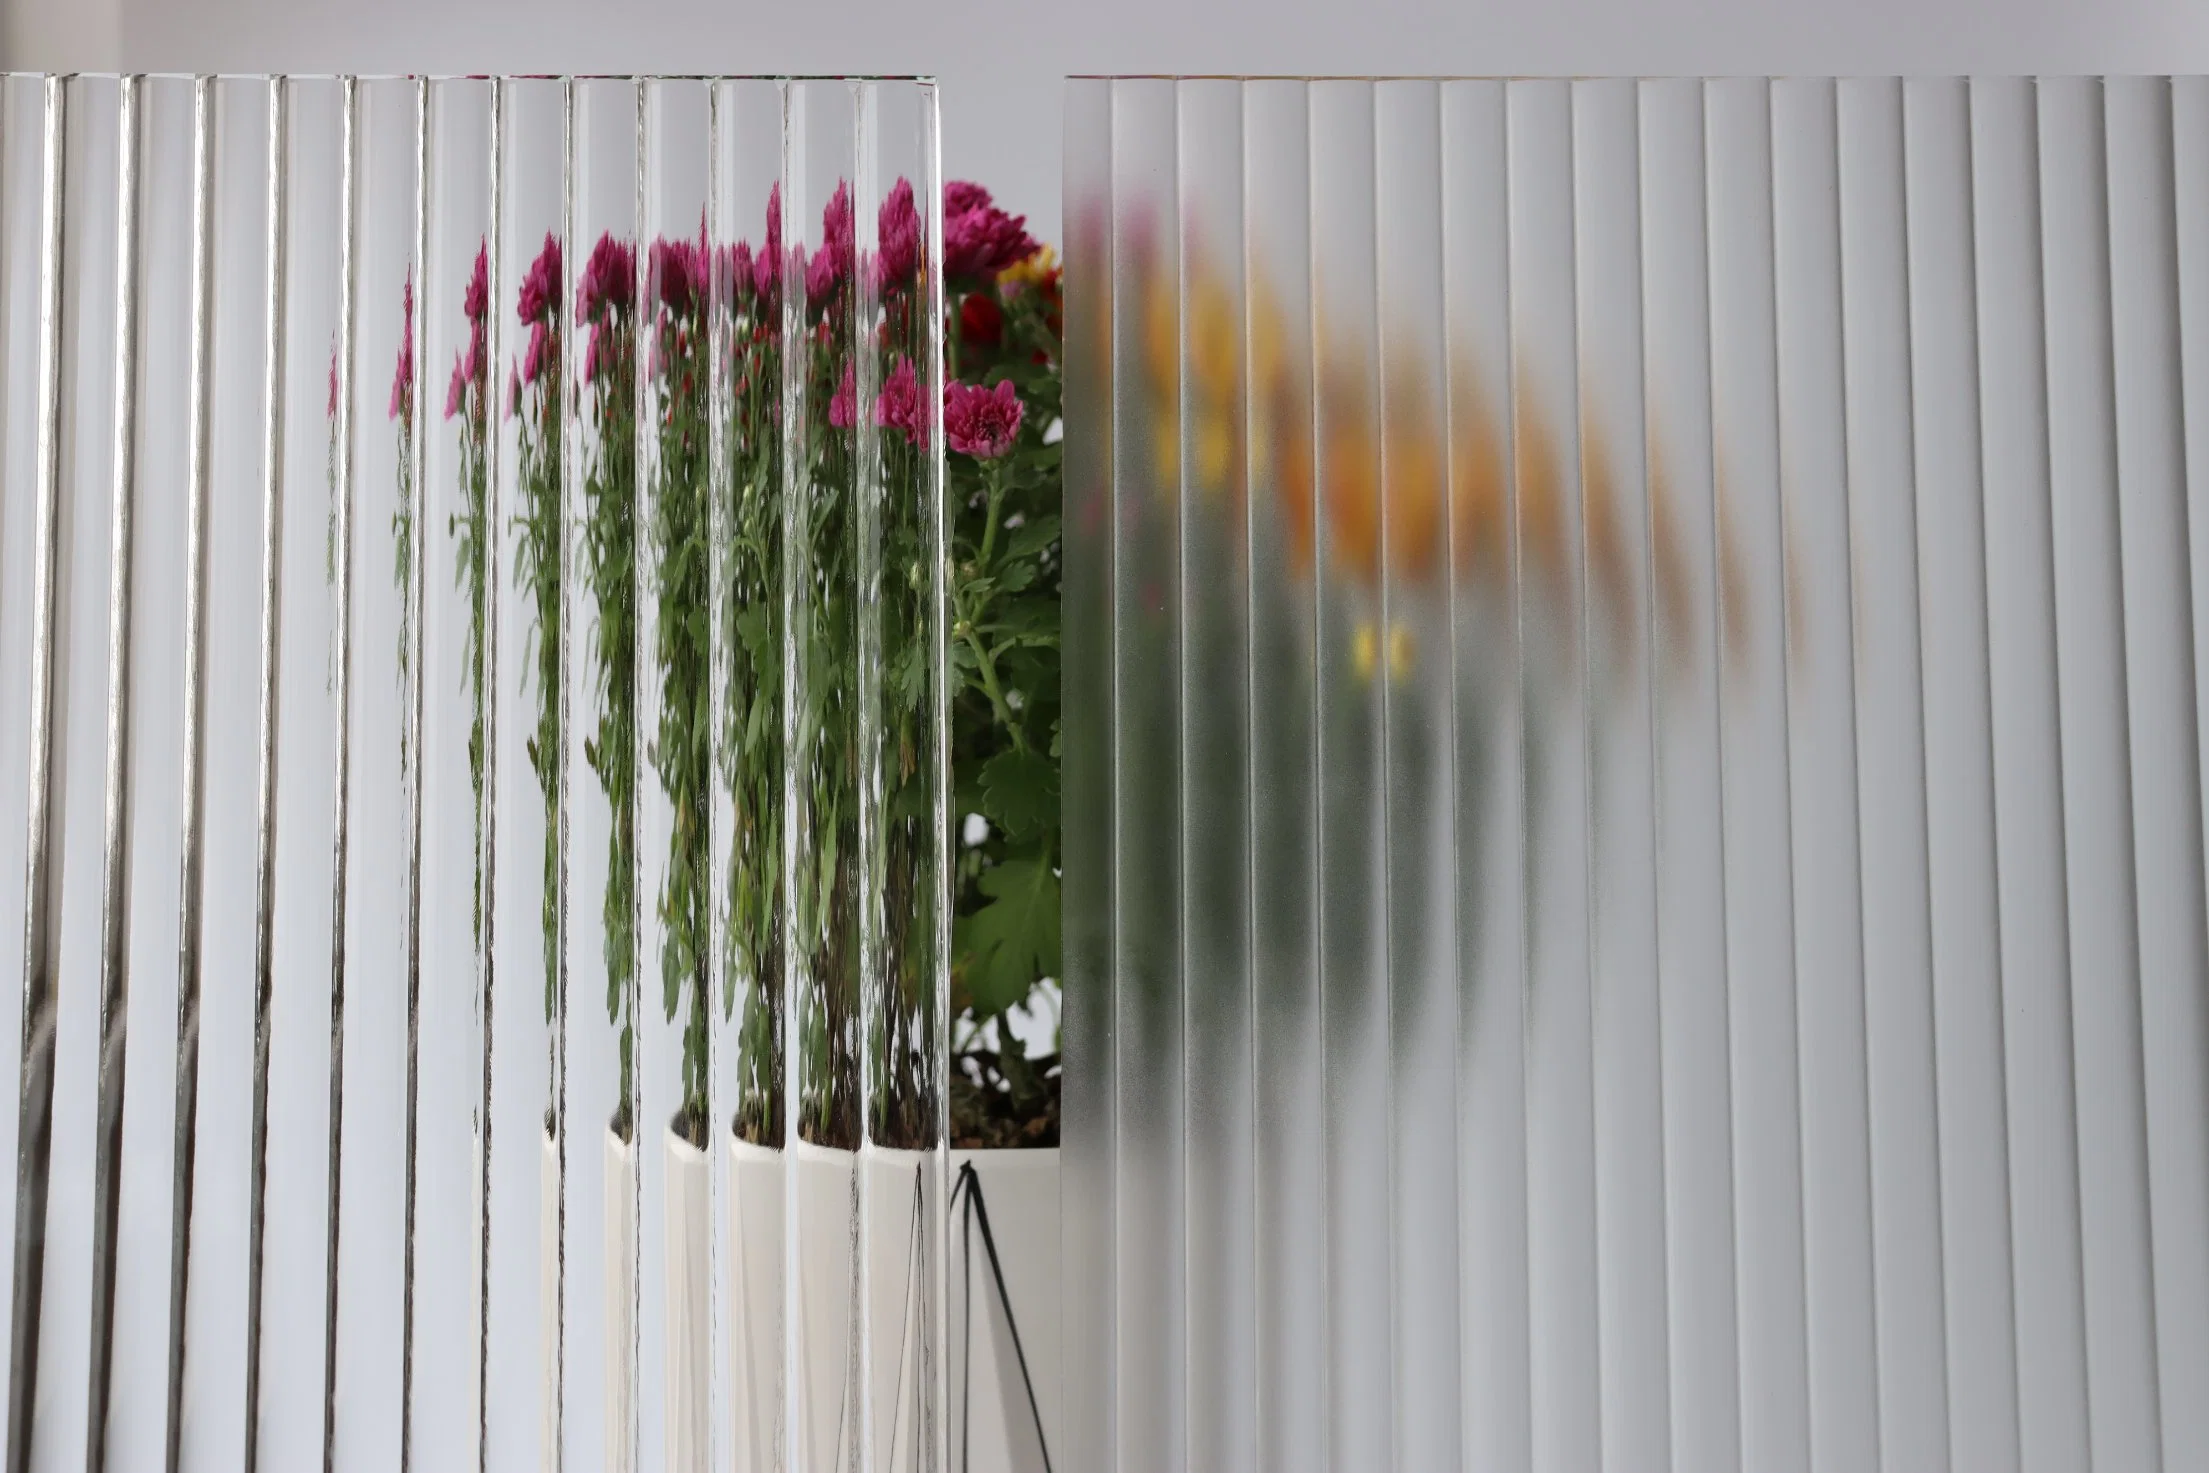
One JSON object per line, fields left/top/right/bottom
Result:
{"left": 652, "top": 232, "right": 708, "bottom": 317}
{"left": 753, "top": 184, "right": 783, "bottom": 300}
{"left": 522, "top": 318, "right": 553, "bottom": 387}
{"left": 944, "top": 180, "right": 992, "bottom": 218}
{"left": 718, "top": 241, "right": 753, "bottom": 307}
{"left": 875, "top": 177, "right": 920, "bottom": 291}
{"left": 576, "top": 232, "right": 636, "bottom": 324}
{"left": 444, "top": 349, "right": 467, "bottom": 420}
{"left": 390, "top": 271, "right": 415, "bottom": 421}
{"left": 463, "top": 241, "right": 489, "bottom": 323}
{"left": 874, "top": 355, "right": 927, "bottom": 446}
{"left": 807, "top": 181, "right": 854, "bottom": 305}
{"left": 943, "top": 180, "right": 1039, "bottom": 280}
{"left": 944, "top": 377, "right": 1023, "bottom": 459}
{"left": 829, "top": 359, "right": 856, "bottom": 430}
{"left": 519, "top": 234, "right": 561, "bottom": 326}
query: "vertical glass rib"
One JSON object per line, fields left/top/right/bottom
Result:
{"left": 715, "top": 72, "right": 787, "bottom": 1473}
{"left": 1899, "top": 75, "right": 2019, "bottom": 1472}
{"left": 2171, "top": 72, "right": 2209, "bottom": 1463}
{"left": 778, "top": 74, "right": 805, "bottom": 1473}
{"left": 1968, "top": 74, "right": 2090, "bottom": 1473}
{"left": 1769, "top": 80, "right": 1881, "bottom": 1473}
{"left": 1175, "top": 73, "right": 1255, "bottom": 1473}
{"left": 626, "top": 77, "right": 647, "bottom": 1473}
{"left": 242, "top": 74, "right": 287, "bottom": 1473}
{"left": 475, "top": 74, "right": 505, "bottom": 1473}
{"left": 1308, "top": 78, "right": 1386, "bottom": 1473}
{"left": 1374, "top": 74, "right": 1458, "bottom": 1473}
{"left": 1242, "top": 73, "right": 1325, "bottom": 1473}
{"left": 5, "top": 75, "right": 65, "bottom": 1473}
{"left": 85, "top": 70, "right": 142, "bottom": 1473}
{"left": 401, "top": 71, "right": 430, "bottom": 1473}
{"left": 553, "top": 73, "right": 575, "bottom": 1473}
{"left": 1059, "top": 72, "right": 1117, "bottom": 1473}
{"left": 320, "top": 74, "right": 359, "bottom": 1473}
{"left": 1568, "top": 77, "right": 1670, "bottom": 1469}
{"left": 1636, "top": 77, "right": 1741, "bottom": 1473}
{"left": 1439, "top": 75, "right": 1530, "bottom": 1473}
{"left": 166, "top": 72, "right": 216, "bottom": 1473}
{"left": 852, "top": 79, "right": 878, "bottom": 1473}
{"left": 1504, "top": 77, "right": 1599, "bottom": 1473}
{"left": 703, "top": 76, "right": 727, "bottom": 1473}
{"left": 2034, "top": 76, "right": 2163, "bottom": 1472}
{"left": 1701, "top": 76, "right": 1810, "bottom": 1473}
{"left": 1834, "top": 76, "right": 1949, "bottom": 1471}
{"left": 920, "top": 79, "right": 949, "bottom": 1473}
{"left": 1094, "top": 73, "right": 1187, "bottom": 1473}
{"left": 2102, "top": 75, "right": 2209, "bottom": 1463}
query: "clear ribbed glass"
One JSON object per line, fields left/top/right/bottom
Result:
{"left": 1064, "top": 74, "right": 2209, "bottom": 1473}
{"left": 0, "top": 72, "right": 945, "bottom": 1472}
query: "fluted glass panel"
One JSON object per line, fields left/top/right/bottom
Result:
{"left": 1064, "top": 73, "right": 2209, "bottom": 1473}
{"left": 0, "top": 72, "right": 943, "bottom": 1473}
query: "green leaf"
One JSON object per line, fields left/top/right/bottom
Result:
{"left": 980, "top": 747, "right": 1056, "bottom": 839}
{"left": 1004, "top": 514, "right": 1062, "bottom": 562}
{"left": 959, "top": 856, "right": 1061, "bottom": 1019}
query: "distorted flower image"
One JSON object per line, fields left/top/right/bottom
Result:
{"left": 578, "top": 232, "right": 637, "bottom": 323}
{"left": 945, "top": 377, "right": 1023, "bottom": 459}
{"left": 389, "top": 271, "right": 415, "bottom": 421}
{"left": 876, "top": 353, "right": 927, "bottom": 444}
{"left": 391, "top": 174, "right": 1064, "bottom": 1155}
{"left": 808, "top": 181, "right": 853, "bottom": 303}
{"left": 753, "top": 182, "right": 782, "bottom": 299}
{"left": 518, "top": 232, "right": 560, "bottom": 326}
{"left": 876, "top": 177, "right": 921, "bottom": 290}
{"left": 829, "top": 358, "right": 856, "bottom": 429}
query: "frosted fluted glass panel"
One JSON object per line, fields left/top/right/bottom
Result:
{"left": 1064, "top": 73, "right": 2209, "bottom": 1473}
{"left": 0, "top": 72, "right": 944, "bottom": 1473}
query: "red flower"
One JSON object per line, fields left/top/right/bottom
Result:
{"left": 959, "top": 292, "right": 1003, "bottom": 351}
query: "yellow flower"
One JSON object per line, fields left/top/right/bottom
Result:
{"left": 1351, "top": 620, "right": 1416, "bottom": 682}
{"left": 998, "top": 245, "right": 1059, "bottom": 294}
{"left": 1388, "top": 622, "right": 1416, "bottom": 678}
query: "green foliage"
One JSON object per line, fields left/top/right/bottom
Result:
{"left": 649, "top": 264, "right": 714, "bottom": 1140}
{"left": 579, "top": 270, "right": 640, "bottom": 1132}
{"left": 720, "top": 282, "right": 784, "bottom": 1146}
{"left": 450, "top": 304, "right": 492, "bottom": 949}
{"left": 947, "top": 262, "right": 1064, "bottom": 1063}
{"left": 513, "top": 309, "right": 564, "bottom": 1064}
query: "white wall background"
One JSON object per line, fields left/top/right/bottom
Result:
{"left": 8, "top": 0, "right": 2209, "bottom": 251}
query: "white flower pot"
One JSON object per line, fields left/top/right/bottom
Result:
{"left": 662, "top": 1123, "right": 711, "bottom": 1473}
{"left": 862, "top": 1146, "right": 934, "bottom": 1472}
{"left": 949, "top": 1148, "right": 1061, "bottom": 1473}
{"left": 541, "top": 1125, "right": 561, "bottom": 1473}
{"left": 605, "top": 1123, "right": 638, "bottom": 1473}
{"left": 792, "top": 1141, "right": 857, "bottom": 1473}
{"left": 727, "top": 1133, "right": 785, "bottom": 1473}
